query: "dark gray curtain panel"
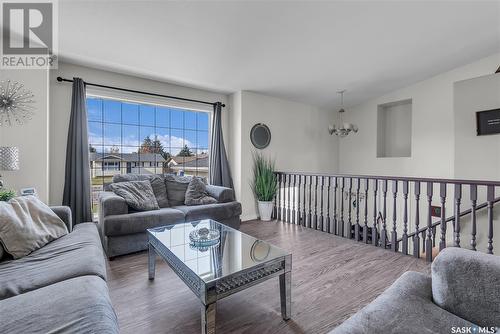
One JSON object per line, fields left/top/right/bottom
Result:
{"left": 63, "top": 78, "right": 92, "bottom": 224}
{"left": 209, "top": 102, "right": 234, "bottom": 188}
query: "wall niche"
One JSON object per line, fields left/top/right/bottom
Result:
{"left": 377, "top": 99, "right": 412, "bottom": 158}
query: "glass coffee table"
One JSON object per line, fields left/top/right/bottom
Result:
{"left": 147, "top": 219, "right": 292, "bottom": 334}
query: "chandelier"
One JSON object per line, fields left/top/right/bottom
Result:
{"left": 328, "top": 90, "right": 358, "bottom": 137}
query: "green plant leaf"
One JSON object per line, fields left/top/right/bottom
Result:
{"left": 0, "top": 189, "right": 16, "bottom": 202}
{"left": 251, "top": 152, "right": 277, "bottom": 202}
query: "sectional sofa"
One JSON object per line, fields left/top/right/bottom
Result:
{"left": 0, "top": 206, "right": 118, "bottom": 333}
{"left": 98, "top": 174, "right": 242, "bottom": 258}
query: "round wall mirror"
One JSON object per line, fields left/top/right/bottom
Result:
{"left": 250, "top": 123, "right": 271, "bottom": 149}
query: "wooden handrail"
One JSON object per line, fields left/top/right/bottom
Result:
{"left": 275, "top": 171, "right": 500, "bottom": 187}
{"left": 401, "top": 196, "right": 500, "bottom": 241}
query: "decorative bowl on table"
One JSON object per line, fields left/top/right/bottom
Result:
{"left": 189, "top": 227, "right": 220, "bottom": 251}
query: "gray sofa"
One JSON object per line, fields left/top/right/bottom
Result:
{"left": 98, "top": 174, "right": 242, "bottom": 258}
{"left": 0, "top": 206, "right": 118, "bottom": 334}
{"left": 331, "top": 247, "right": 500, "bottom": 333}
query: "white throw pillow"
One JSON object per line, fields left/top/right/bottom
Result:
{"left": 0, "top": 196, "right": 68, "bottom": 259}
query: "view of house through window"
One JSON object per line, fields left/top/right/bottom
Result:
{"left": 87, "top": 96, "right": 210, "bottom": 215}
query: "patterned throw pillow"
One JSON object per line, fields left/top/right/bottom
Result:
{"left": 109, "top": 180, "right": 159, "bottom": 211}
{"left": 184, "top": 177, "right": 217, "bottom": 206}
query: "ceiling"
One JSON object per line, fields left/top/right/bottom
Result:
{"left": 58, "top": 1, "right": 500, "bottom": 109}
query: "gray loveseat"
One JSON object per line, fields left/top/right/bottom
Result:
{"left": 331, "top": 247, "right": 500, "bottom": 333}
{"left": 98, "top": 174, "right": 242, "bottom": 258}
{"left": 0, "top": 206, "right": 118, "bottom": 334}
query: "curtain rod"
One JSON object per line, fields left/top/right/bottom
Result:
{"left": 56, "top": 77, "right": 225, "bottom": 108}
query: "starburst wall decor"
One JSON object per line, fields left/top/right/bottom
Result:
{"left": 0, "top": 80, "right": 36, "bottom": 126}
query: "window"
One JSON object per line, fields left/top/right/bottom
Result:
{"left": 87, "top": 96, "right": 210, "bottom": 217}
{"left": 103, "top": 161, "right": 120, "bottom": 171}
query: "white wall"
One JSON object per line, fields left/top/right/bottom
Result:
{"left": 229, "top": 91, "right": 338, "bottom": 221}
{"left": 228, "top": 91, "right": 242, "bottom": 207}
{"left": 0, "top": 68, "right": 50, "bottom": 202}
{"left": 339, "top": 53, "right": 500, "bottom": 178}
{"left": 49, "top": 62, "right": 230, "bottom": 205}
{"left": 454, "top": 73, "right": 500, "bottom": 253}
{"left": 454, "top": 73, "right": 500, "bottom": 181}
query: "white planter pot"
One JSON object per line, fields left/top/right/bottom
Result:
{"left": 258, "top": 201, "right": 274, "bottom": 221}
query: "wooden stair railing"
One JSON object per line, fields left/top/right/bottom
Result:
{"left": 274, "top": 172, "right": 500, "bottom": 262}
{"left": 393, "top": 196, "right": 500, "bottom": 253}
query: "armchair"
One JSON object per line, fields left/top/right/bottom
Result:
{"left": 331, "top": 248, "right": 500, "bottom": 333}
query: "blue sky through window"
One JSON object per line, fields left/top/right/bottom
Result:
{"left": 87, "top": 97, "right": 210, "bottom": 155}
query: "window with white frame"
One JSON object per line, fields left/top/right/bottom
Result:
{"left": 103, "top": 161, "right": 120, "bottom": 171}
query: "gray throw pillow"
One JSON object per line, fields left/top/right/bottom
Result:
{"left": 149, "top": 175, "right": 169, "bottom": 208}
{"left": 112, "top": 174, "right": 169, "bottom": 208}
{"left": 109, "top": 180, "right": 159, "bottom": 211}
{"left": 185, "top": 177, "right": 217, "bottom": 206}
{"left": 165, "top": 175, "right": 206, "bottom": 206}
{"left": 112, "top": 174, "right": 151, "bottom": 183}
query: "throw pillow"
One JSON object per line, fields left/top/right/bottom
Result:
{"left": 0, "top": 196, "right": 68, "bottom": 259}
{"left": 149, "top": 175, "right": 170, "bottom": 208}
{"left": 112, "top": 174, "right": 169, "bottom": 208}
{"left": 109, "top": 180, "right": 159, "bottom": 211}
{"left": 185, "top": 177, "right": 217, "bottom": 206}
{"left": 164, "top": 175, "right": 207, "bottom": 206}
{"left": 112, "top": 174, "right": 150, "bottom": 183}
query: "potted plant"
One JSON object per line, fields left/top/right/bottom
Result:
{"left": 251, "top": 153, "right": 277, "bottom": 221}
{"left": 0, "top": 189, "right": 16, "bottom": 202}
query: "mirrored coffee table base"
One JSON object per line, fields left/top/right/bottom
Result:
{"left": 147, "top": 220, "right": 292, "bottom": 334}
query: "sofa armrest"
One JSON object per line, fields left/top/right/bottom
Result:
{"left": 206, "top": 185, "right": 235, "bottom": 203}
{"left": 432, "top": 247, "right": 500, "bottom": 327}
{"left": 99, "top": 191, "right": 128, "bottom": 218}
{"left": 50, "top": 206, "right": 73, "bottom": 232}
{"left": 331, "top": 272, "right": 435, "bottom": 334}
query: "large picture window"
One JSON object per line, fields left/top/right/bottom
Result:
{"left": 87, "top": 96, "right": 210, "bottom": 215}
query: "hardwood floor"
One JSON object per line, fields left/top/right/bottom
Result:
{"left": 106, "top": 220, "right": 430, "bottom": 334}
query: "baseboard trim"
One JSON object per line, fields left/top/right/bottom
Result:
{"left": 241, "top": 214, "right": 258, "bottom": 222}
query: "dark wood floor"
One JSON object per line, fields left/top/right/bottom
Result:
{"left": 106, "top": 220, "right": 430, "bottom": 334}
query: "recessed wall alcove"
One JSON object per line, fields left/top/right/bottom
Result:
{"left": 377, "top": 99, "right": 412, "bottom": 158}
